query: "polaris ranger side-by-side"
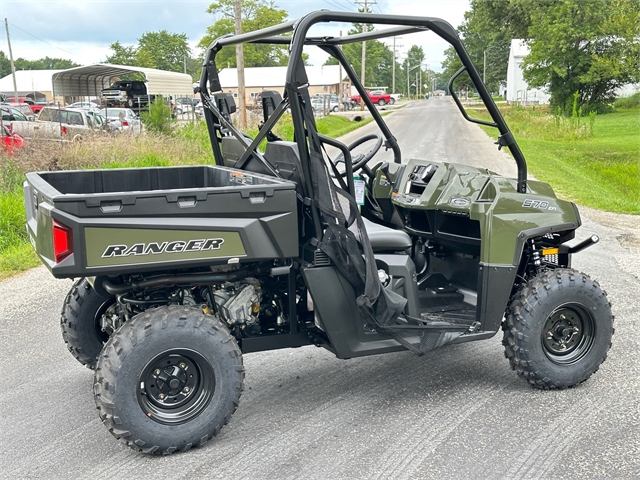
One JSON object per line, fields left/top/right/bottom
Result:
{"left": 24, "top": 11, "right": 613, "bottom": 455}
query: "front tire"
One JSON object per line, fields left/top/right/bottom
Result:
{"left": 94, "top": 305, "right": 244, "bottom": 454}
{"left": 60, "top": 278, "right": 114, "bottom": 369}
{"left": 377, "top": 98, "right": 386, "bottom": 106}
{"left": 503, "top": 268, "right": 613, "bottom": 389}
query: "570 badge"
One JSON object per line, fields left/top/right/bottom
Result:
{"left": 522, "top": 199, "right": 556, "bottom": 210}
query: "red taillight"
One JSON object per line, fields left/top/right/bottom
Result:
{"left": 61, "top": 125, "right": 68, "bottom": 135}
{"left": 122, "top": 120, "right": 129, "bottom": 127}
{"left": 53, "top": 220, "right": 73, "bottom": 263}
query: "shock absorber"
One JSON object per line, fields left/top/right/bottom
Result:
{"left": 528, "top": 238, "right": 542, "bottom": 275}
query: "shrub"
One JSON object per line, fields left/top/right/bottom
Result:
{"left": 141, "top": 97, "right": 175, "bottom": 135}
{"left": 613, "top": 92, "right": 640, "bottom": 109}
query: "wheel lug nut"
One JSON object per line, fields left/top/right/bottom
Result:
{"left": 183, "top": 387, "right": 190, "bottom": 393}
{"left": 159, "top": 393, "right": 165, "bottom": 399}
{"left": 154, "top": 369, "right": 161, "bottom": 375}
{"left": 179, "top": 363, "right": 186, "bottom": 369}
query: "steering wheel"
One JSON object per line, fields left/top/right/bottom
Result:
{"left": 333, "top": 133, "right": 383, "bottom": 176}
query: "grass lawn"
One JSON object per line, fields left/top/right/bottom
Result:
{"left": 0, "top": 114, "right": 377, "bottom": 279}
{"left": 472, "top": 106, "right": 639, "bottom": 215}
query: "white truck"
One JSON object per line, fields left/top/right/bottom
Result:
{"left": 10, "top": 107, "right": 105, "bottom": 142}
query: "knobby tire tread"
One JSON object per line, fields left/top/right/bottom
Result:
{"left": 502, "top": 268, "right": 614, "bottom": 390}
{"left": 60, "top": 278, "right": 104, "bottom": 369}
{"left": 93, "top": 305, "right": 244, "bottom": 455}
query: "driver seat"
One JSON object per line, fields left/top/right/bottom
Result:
{"left": 362, "top": 217, "right": 411, "bottom": 252}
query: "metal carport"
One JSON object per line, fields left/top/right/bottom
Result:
{"left": 51, "top": 64, "right": 193, "bottom": 98}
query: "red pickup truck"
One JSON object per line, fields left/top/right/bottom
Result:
{"left": 4, "top": 97, "right": 45, "bottom": 114}
{"left": 350, "top": 90, "right": 392, "bottom": 106}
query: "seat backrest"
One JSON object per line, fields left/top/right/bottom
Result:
{"left": 220, "top": 136, "right": 274, "bottom": 177}
{"left": 260, "top": 90, "right": 283, "bottom": 123}
{"left": 263, "top": 140, "right": 303, "bottom": 185}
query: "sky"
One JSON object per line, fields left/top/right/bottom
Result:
{"left": 1, "top": 0, "right": 470, "bottom": 73}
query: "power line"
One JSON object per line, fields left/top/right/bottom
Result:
{"left": 7, "top": 21, "right": 79, "bottom": 59}
{"left": 323, "top": 0, "right": 350, "bottom": 10}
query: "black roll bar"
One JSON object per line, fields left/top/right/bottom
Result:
{"left": 199, "top": 10, "right": 528, "bottom": 194}
{"left": 321, "top": 44, "right": 401, "bottom": 164}
{"left": 448, "top": 67, "right": 499, "bottom": 128}
{"left": 286, "top": 10, "right": 527, "bottom": 193}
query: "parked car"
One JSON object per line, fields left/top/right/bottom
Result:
{"left": 3, "top": 96, "right": 44, "bottom": 113}
{"left": 1, "top": 124, "right": 25, "bottom": 154}
{"left": 12, "top": 107, "right": 105, "bottom": 141}
{"left": 1, "top": 105, "right": 31, "bottom": 122}
{"left": 2, "top": 103, "right": 36, "bottom": 121}
{"left": 97, "top": 108, "right": 141, "bottom": 133}
{"left": 370, "top": 90, "right": 401, "bottom": 104}
{"left": 351, "top": 90, "right": 392, "bottom": 106}
{"left": 67, "top": 101, "right": 101, "bottom": 111}
{"left": 101, "top": 80, "right": 150, "bottom": 109}
{"left": 175, "top": 97, "right": 198, "bottom": 114}
{"left": 194, "top": 100, "right": 204, "bottom": 118}
{"left": 311, "top": 95, "right": 339, "bottom": 113}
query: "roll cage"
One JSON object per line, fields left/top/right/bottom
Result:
{"left": 197, "top": 10, "right": 528, "bottom": 238}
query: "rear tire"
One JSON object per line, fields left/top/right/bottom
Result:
{"left": 377, "top": 98, "right": 386, "bottom": 106}
{"left": 503, "top": 268, "right": 613, "bottom": 389}
{"left": 94, "top": 305, "right": 244, "bottom": 454}
{"left": 60, "top": 278, "right": 114, "bottom": 369}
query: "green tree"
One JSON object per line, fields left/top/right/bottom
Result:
{"left": 141, "top": 97, "right": 175, "bottom": 135}
{"left": 106, "top": 33, "right": 199, "bottom": 79}
{"left": 0, "top": 51, "right": 11, "bottom": 78}
{"left": 442, "top": 0, "right": 640, "bottom": 111}
{"left": 0, "top": 52, "right": 79, "bottom": 72}
{"left": 198, "top": 0, "right": 290, "bottom": 68}
{"left": 440, "top": 0, "right": 515, "bottom": 94}
{"left": 106, "top": 41, "right": 138, "bottom": 66}
{"left": 522, "top": 0, "right": 640, "bottom": 112}
{"left": 137, "top": 30, "right": 192, "bottom": 72}
{"left": 323, "top": 13, "right": 396, "bottom": 91}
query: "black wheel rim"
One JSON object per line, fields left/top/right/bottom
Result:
{"left": 137, "top": 349, "right": 215, "bottom": 425}
{"left": 542, "top": 303, "right": 596, "bottom": 365}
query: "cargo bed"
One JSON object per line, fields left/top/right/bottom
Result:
{"left": 24, "top": 165, "right": 298, "bottom": 278}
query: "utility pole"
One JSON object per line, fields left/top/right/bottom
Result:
{"left": 483, "top": 50, "right": 486, "bottom": 83}
{"left": 338, "top": 30, "right": 343, "bottom": 105}
{"left": 4, "top": 19, "right": 18, "bottom": 104}
{"left": 355, "top": 0, "right": 375, "bottom": 88}
{"left": 391, "top": 36, "right": 403, "bottom": 94}
{"left": 392, "top": 36, "right": 395, "bottom": 94}
{"left": 233, "top": 0, "right": 247, "bottom": 128}
{"left": 406, "top": 58, "right": 410, "bottom": 99}
{"left": 183, "top": 56, "right": 187, "bottom": 75}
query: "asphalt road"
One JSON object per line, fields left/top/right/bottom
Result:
{"left": 1, "top": 98, "right": 639, "bottom": 479}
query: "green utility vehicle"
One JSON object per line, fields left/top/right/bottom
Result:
{"left": 24, "top": 11, "right": 613, "bottom": 455}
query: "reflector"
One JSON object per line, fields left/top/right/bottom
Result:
{"left": 53, "top": 220, "right": 73, "bottom": 263}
